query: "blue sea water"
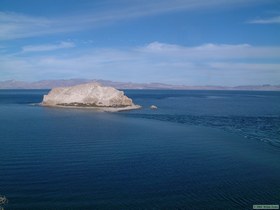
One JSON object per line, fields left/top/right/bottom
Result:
{"left": 0, "top": 89, "right": 280, "bottom": 210}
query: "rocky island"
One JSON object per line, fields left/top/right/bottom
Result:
{"left": 41, "top": 83, "right": 141, "bottom": 112}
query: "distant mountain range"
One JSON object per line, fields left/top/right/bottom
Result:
{"left": 0, "top": 79, "right": 280, "bottom": 91}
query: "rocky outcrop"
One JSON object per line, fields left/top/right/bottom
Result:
{"left": 150, "top": 105, "right": 158, "bottom": 109}
{"left": 41, "top": 83, "right": 141, "bottom": 111}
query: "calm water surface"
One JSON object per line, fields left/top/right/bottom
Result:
{"left": 0, "top": 90, "right": 280, "bottom": 210}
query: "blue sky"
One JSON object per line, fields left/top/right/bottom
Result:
{"left": 0, "top": 0, "right": 280, "bottom": 86}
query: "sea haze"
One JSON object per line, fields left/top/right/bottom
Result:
{"left": 0, "top": 90, "right": 280, "bottom": 210}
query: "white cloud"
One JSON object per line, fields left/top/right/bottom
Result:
{"left": 1, "top": 42, "right": 280, "bottom": 85}
{"left": 0, "top": 12, "right": 55, "bottom": 40}
{"left": 22, "top": 42, "right": 75, "bottom": 52}
{"left": 139, "top": 42, "right": 280, "bottom": 59}
{"left": 209, "top": 62, "right": 280, "bottom": 71}
{"left": 248, "top": 15, "right": 280, "bottom": 24}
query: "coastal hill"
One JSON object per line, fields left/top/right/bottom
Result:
{"left": 0, "top": 79, "right": 280, "bottom": 91}
{"left": 42, "top": 83, "right": 141, "bottom": 112}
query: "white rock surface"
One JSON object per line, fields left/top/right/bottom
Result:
{"left": 150, "top": 105, "right": 158, "bottom": 109}
{"left": 42, "top": 83, "right": 141, "bottom": 111}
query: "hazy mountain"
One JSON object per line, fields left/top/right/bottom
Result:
{"left": 0, "top": 79, "right": 280, "bottom": 91}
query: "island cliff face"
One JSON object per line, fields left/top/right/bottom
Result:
{"left": 42, "top": 83, "right": 140, "bottom": 111}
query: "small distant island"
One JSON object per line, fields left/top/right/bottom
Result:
{"left": 41, "top": 83, "right": 141, "bottom": 112}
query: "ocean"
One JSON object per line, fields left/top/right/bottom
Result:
{"left": 0, "top": 89, "right": 280, "bottom": 210}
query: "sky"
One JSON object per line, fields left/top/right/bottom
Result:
{"left": 0, "top": 0, "right": 280, "bottom": 86}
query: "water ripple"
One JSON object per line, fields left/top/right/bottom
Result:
{"left": 123, "top": 114, "right": 280, "bottom": 149}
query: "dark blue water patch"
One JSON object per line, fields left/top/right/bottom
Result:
{"left": 0, "top": 89, "right": 49, "bottom": 104}
{"left": 1, "top": 111, "right": 280, "bottom": 209}
{"left": 122, "top": 114, "right": 280, "bottom": 148}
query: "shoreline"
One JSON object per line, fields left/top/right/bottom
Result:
{"left": 40, "top": 103, "right": 141, "bottom": 112}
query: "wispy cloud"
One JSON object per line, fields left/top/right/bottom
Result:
{"left": 22, "top": 42, "right": 75, "bottom": 52}
{"left": 139, "top": 42, "right": 280, "bottom": 59}
{"left": 0, "top": 12, "right": 54, "bottom": 40}
{"left": 1, "top": 42, "right": 280, "bottom": 85}
{"left": 0, "top": 0, "right": 272, "bottom": 40}
{"left": 247, "top": 15, "right": 280, "bottom": 24}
